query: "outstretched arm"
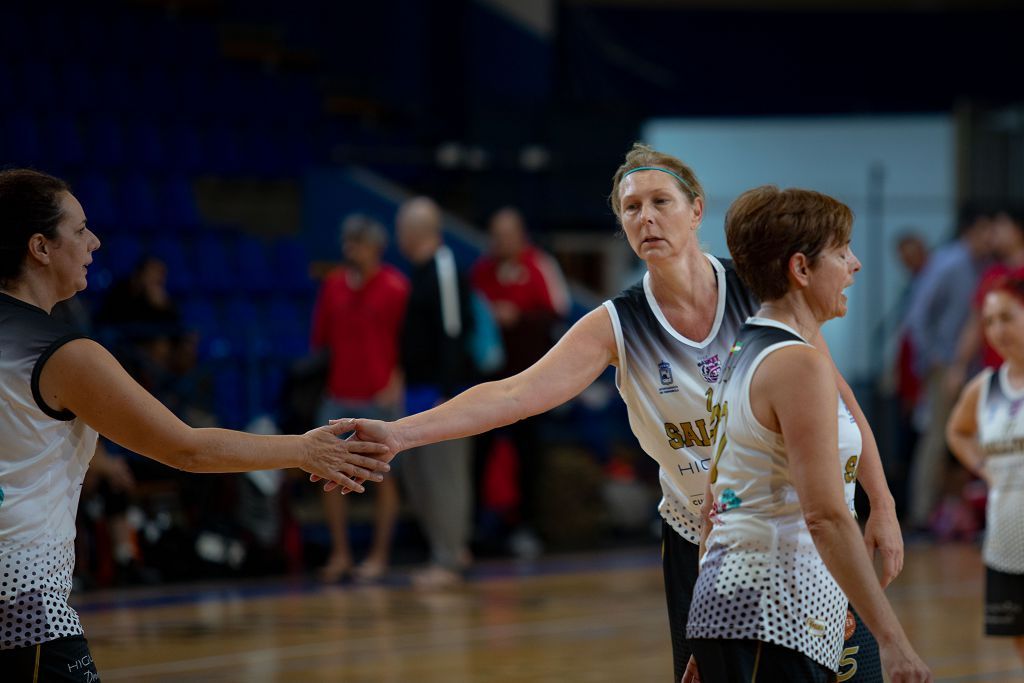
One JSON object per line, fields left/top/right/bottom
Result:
{"left": 345, "top": 305, "right": 616, "bottom": 457}
{"left": 39, "top": 339, "right": 391, "bottom": 491}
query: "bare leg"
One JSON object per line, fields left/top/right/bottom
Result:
{"left": 320, "top": 489, "right": 352, "bottom": 581}
{"left": 355, "top": 477, "right": 400, "bottom": 580}
{"left": 1013, "top": 636, "right": 1024, "bottom": 665}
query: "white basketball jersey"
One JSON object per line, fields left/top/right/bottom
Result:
{"left": 976, "top": 365, "right": 1024, "bottom": 573}
{"left": 687, "top": 318, "right": 861, "bottom": 672}
{"left": 603, "top": 255, "right": 759, "bottom": 544}
{"left": 0, "top": 292, "right": 97, "bottom": 649}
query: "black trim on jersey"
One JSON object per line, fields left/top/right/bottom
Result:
{"left": 610, "top": 257, "right": 759, "bottom": 348}
{"left": 0, "top": 292, "right": 89, "bottom": 422}
{"left": 719, "top": 322, "right": 804, "bottom": 388}
{"left": 989, "top": 367, "right": 1003, "bottom": 400}
{"left": 31, "top": 333, "right": 88, "bottom": 421}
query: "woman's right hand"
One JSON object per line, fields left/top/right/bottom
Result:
{"left": 879, "top": 638, "right": 932, "bottom": 683}
{"left": 302, "top": 420, "right": 392, "bottom": 493}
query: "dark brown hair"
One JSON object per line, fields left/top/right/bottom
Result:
{"left": 0, "top": 169, "right": 70, "bottom": 288}
{"left": 725, "top": 185, "right": 853, "bottom": 302}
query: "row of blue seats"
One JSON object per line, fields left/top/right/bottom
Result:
{"left": 178, "top": 293, "right": 314, "bottom": 362}
{"left": 70, "top": 173, "right": 202, "bottom": 234}
{"left": 89, "top": 231, "right": 316, "bottom": 296}
{"left": 4, "top": 113, "right": 322, "bottom": 177}
{"left": 0, "top": 61, "right": 321, "bottom": 123}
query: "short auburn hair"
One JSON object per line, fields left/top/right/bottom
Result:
{"left": 725, "top": 186, "right": 853, "bottom": 302}
{"left": 609, "top": 142, "right": 704, "bottom": 222}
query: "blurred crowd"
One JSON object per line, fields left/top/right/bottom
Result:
{"left": 70, "top": 198, "right": 596, "bottom": 590}
{"left": 70, "top": 195, "right": 1022, "bottom": 591}
{"left": 885, "top": 202, "right": 1024, "bottom": 541}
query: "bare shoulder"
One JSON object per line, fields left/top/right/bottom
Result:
{"left": 752, "top": 343, "right": 835, "bottom": 409}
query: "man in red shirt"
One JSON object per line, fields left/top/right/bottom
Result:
{"left": 471, "top": 207, "right": 569, "bottom": 557}
{"left": 311, "top": 214, "right": 409, "bottom": 581}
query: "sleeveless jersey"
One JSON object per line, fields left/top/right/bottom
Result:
{"left": 603, "top": 255, "right": 759, "bottom": 544}
{"left": 976, "top": 365, "right": 1024, "bottom": 573}
{"left": 687, "top": 318, "right": 861, "bottom": 672}
{"left": 0, "top": 292, "right": 98, "bottom": 649}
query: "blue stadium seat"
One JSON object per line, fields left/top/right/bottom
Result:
{"left": 164, "top": 124, "right": 204, "bottom": 174}
{"left": 73, "top": 173, "right": 119, "bottom": 231}
{"left": 84, "top": 118, "right": 127, "bottom": 171}
{"left": 160, "top": 175, "right": 203, "bottom": 231}
{"left": 149, "top": 236, "right": 195, "bottom": 295}
{"left": 266, "top": 295, "right": 310, "bottom": 359}
{"left": 194, "top": 234, "right": 238, "bottom": 293}
{"left": 269, "top": 238, "right": 313, "bottom": 294}
{"left": 43, "top": 114, "right": 86, "bottom": 170}
{"left": 91, "top": 233, "right": 143, "bottom": 283}
{"left": 118, "top": 175, "right": 161, "bottom": 232}
{"left": 123, "top": 120, "right": 165, "bottom": 172}
{"left": 3, "top": 112, "right": 43, "bottom": 167}
{"left": 235, "top": 235, "right": 273, "bottom": 293}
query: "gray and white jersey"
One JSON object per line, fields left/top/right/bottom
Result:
{"left": 687, "top": 318, "right": 861, "bottom": 672}
{"left": 977, "top": 366, "right": 1024, "bottom": 573}
{"left": 0, "top": 292, "right": 97, "bottom": 649}
{"left": 603, "top": 255, "right": 758, "bottom": 544}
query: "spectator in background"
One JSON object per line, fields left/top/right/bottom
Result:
{"left": 311, "top": 215, "right": 409, "bottom": 582}
{"left": 470, "top": 207, "right": 569, "bottom": 557}
{"left": 888, "top": 232, "right": 931, "bottom": 518}
{"left": 950, "top": 207, "right": 1024, "bottom": 384}
{"left": 394, "top": 196, "right": 476, "bottom": 588}
{"left": 95, "top": 255, "right": 181, "bottom": 391}
{"left": 904, "top": 204, "right": 994, "bottom": 531}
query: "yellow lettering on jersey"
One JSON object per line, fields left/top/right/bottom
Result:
{"left": 844, "top": 455, "right": 860, "bottom": 484}
{"left": 665, "top": 423, "right": 685, "bottom": 450}
{"left": 694, "top": 419, "right": 711, "bottom": 447}
{"left": 680, "top": 421, "right": 703, "bottom": 448}
{"left": 837, "top": 645, "right": 859, "bottom": 681}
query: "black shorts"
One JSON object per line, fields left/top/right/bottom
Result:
{"left": 662, "top": 520, "right": 700, "bottom": 682}
{"left": 690, "top": 637, "right": 836, "bottom": 683}
{"left": 0, "top": 634, "right": 99, "bottom": 682}
{"left": 839, "top": 606, "right": 882, "bottom": 682}
{"left": 985, "top": 565, "right": 1024, "bottom": 636}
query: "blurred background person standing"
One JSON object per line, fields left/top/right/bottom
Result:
{"left": 311, "top": 215, "right": 409, "bottom": 582}
{"left": 470, "top": 206, "right": 569, "bottom": 557}
{"left": 396, "top": 197, "right": 477, "bottom": 588}
{"left": 904, "top": 205, "right": 994, "bottom": 532}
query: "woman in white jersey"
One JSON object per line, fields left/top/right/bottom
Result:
{"left": 687, "top": 186, "right": 930, "bottom": 682}
{"left": 0, "top": 169, "right": 392, "bottom": 681}
{"left": 331, "top": 145, "right": 903, "bottom": 681}
{"left": 947, "top": 275, "right": 1024, "bottom": 664}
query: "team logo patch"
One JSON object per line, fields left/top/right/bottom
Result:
{"left": 697, "top": 353, "right": 721, "bottom": 383}
{"left": 658, "top": 360, "right": 673, "bottom": 386}
{"left": 657, "top": 360, "right": 679, "bottom": 394}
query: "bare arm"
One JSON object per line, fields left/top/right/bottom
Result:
{"left": 347, "top": 306, "right": 616, "bottom": 456}
{"left": 946, "top": 373, "right": 986, "bottom": 482}
{"left": 38, "top": 339, "right": 391, "bottom": 490}
{"left": 758, "top": 346, "right": 930, "bottom": 682}
{"left": 809, "top": 329, "right": 903, "bottom": 586}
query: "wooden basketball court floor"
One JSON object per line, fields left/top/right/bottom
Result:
{"left": 77, "top": 542, "right": 1022, "bottom": 682}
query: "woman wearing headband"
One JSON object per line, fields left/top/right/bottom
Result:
{"left": 334, "top": 143, "right": 902, "bottom": 682}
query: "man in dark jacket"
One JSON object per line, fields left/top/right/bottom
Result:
{"left": 395, "top": 196, "right": 475, "bottom": 588}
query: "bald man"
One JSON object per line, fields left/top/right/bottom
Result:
{"left": 394, "top": 196, "right": 476, "bottom": 588}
